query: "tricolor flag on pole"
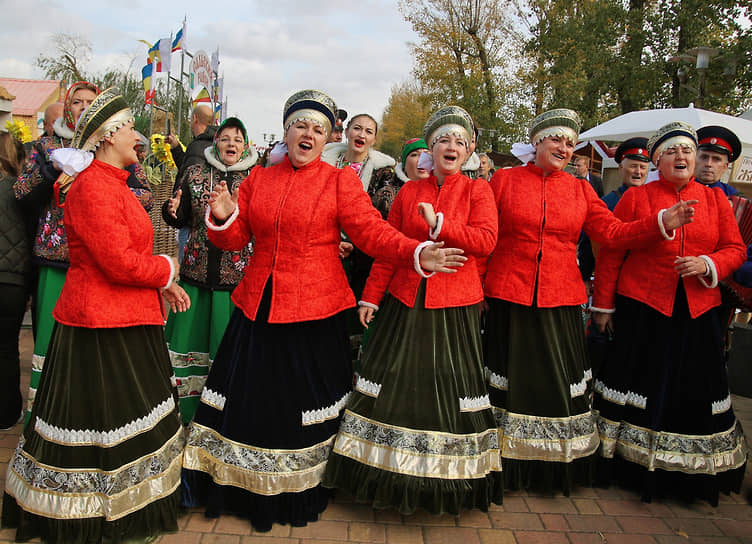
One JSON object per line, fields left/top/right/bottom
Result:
{"left": 141, "top": 63, "right": 156, "bottom": 104}
{"left": 172, "top": 21, "right": 186, "bottom": 52}
{"left": 147, "top": 42, "right": 162, "bottom": 71}
{"left": 147, "top": 38, "right": 172, "bottom": 73}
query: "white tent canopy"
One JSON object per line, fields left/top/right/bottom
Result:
{"left": 579, "top": 104, "right": 752, "bottom": 145}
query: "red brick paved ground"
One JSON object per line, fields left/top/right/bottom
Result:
{"left": 1, "top": 328, "right": 750, "bottom": 543}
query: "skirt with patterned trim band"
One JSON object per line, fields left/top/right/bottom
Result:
{"left": 24, "top": 265, "right": 66, "bottom": 426}
{"left": 594, "top": 286, "right": 748, "bottom": 504}
{"left": 181, "top": 287, "right": 354, "bottom": 533}
{"left": 483, "top": 298, "right": 597, "bottom": 494}
{"left": 1, "top": 323, "right": 184, "bottom": 543}
{"left": 322, "top": 284, "right": 503, "bottom": 515}
{"left": 164, "top": 281, "right": 235, "bottom": 424}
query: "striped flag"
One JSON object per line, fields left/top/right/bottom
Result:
{"left": 141, "top": 63, "right": 156, "bottom": 104}
{"left": 172, "top": 22, "right": 186, "bottom": 52}
{"left": 147, "top": 38, "right": 171, "bottom": 73}
{"left": 147, "top": 42, "right": 161, "bottom": 71}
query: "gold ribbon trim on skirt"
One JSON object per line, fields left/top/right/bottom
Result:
{"left": 333, "top": 410, "right": 501, "bottom": 479}
{"left": 494, "top": 408, "right": 599, "bottom": 462}
{"left": 5, "top": 428, "right": 184, "bottom": 521}
{"left": 598, "top": 415, "right": 748, "bottom": 474}
{"left": 183, "top": 423, "right": 333, "bottom": 495}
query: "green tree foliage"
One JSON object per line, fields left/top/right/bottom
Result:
{"left": 398, "top": 0, "right": 525, "bottom": 151}
{"left": 399, "top": 0, "right": 752, "bottom": 147}
{"left": 520, "top": 0, "right": 752, "bottom": 130}
{"left": 378, "top": 81, "right": 434, "bottom": 159}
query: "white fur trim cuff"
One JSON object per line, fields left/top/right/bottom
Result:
{"left": 658, "top": 209, "right": 676, "bottom": 240}
{"left": 159, "top": 254, "right": 175, "bottom": 289}
{"left": 590, "top": 306, "right": 615, "bottom": 314}
{"left": 358, "top": 301, "right": 379, "bottom": 311}
{"left": 413, "top": 240, "right": 437, "bottom": 279}
{"left": 204, "top": 204, "right": 239, "bottom": 231}
{"left": 429, "top": 212, "right": 444, "bottom": 240}
{"left": 698, "top": 255, "right": 718, "bottom": 288}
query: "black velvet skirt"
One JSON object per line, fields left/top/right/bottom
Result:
{"left": 181, "top": 285, "right": 354, "bottom": 532}
{"left": 322, "top": 283, "right": 502, "bottom": 515}
{"left": 1, "top": 323, "right": 184, "bottom": 543}
{"left": 483, "top": 298, "right": 598, "bottom": 494}
{"left": 594, "top": 285, "right": 747, "bottom": 504}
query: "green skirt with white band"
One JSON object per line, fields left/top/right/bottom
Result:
{"left": 164, "top": 281, "right": 234, "bottom": 424}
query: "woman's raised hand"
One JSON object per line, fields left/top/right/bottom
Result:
{"left": 208, "top": 180, "right": 237, "bottom": 221}
{"left": 662, "top": 200, "right": 699, "bottom": 231}
{"left": 419, "top": 241, "right": 466, "bottom": 273}
{"left": 167, "top": 188, "right": 182, "bottom": 219}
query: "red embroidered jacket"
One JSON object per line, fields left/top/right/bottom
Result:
{"left": 593, "top": 177, "right": 746, "bottom": 318}
{"left": 207, "top": 156, "right": 423, "bottom": 324}
{"left": 360, "top": 172, "right": 497, "bottom": 309}
{"left": 53, "top": 160, "right": 172, "bottom": 328}
{"left": 484, "top": 163, "right": 668, "bottom": 308}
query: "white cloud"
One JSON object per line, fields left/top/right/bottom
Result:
{"left": 1, "top": 0, "right": 417, "bottom": 150}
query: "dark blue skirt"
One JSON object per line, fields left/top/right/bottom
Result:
{"left": 594, "top": 284, "right": 747, "bottom": 504}
{"left": 182, "top": 285, "right": 353, "bottom": 532}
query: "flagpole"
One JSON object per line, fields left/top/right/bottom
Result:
{"left": 165, "top": 32, "right": 173, "bottom": 135}
{"left": 176, "top": 16, "right": 187, "bottom": 137}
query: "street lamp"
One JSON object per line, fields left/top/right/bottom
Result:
{"left": 670, "top": 46, "right": 719, "bottom": 108}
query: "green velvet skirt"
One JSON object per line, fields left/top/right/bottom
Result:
{"left": 323, "top": 282, "right": 503, "bottom": 515}
{"left": 164, "top": 282, "right": 234, "bottom": 424}
{"left": 483, "top": 298, "right": 597, "bottom": 494}
{"left": 25, "top": 265, "right": 66, "bottom": 426}
{"left": 2, "top": 323, "right": 184, "bottom": 543}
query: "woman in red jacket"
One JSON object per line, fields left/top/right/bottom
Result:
{"left": 322, "top": 107, "right": 502, "bottom": 514}
{"left": 483, "top": 109, "right": 697, "bottom": 495}
{"left": 591, "top": 121, "right": 747, "bottom": 504}
{"left": 181, "top": 90, "right": 465, "bottom": 532}
{"left": 2, "top": 89, "right": 189, "bottom": 542}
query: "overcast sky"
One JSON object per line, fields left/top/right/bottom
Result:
{"left": 1, "top": 0, "right": 417, "bottom": 147}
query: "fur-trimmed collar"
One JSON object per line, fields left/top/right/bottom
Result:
{"left": 203, "top": 145, "right": 258, "bottom": 173}
{"left": 53, "top": 117, "right": 74, "bottom": 141}
{"left": 461, "top": 152, "right": 480, "bottom": 172}
{"left": 321, "top": 142, "right": 395, "bottom": 191}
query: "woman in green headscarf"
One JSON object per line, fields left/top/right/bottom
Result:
{"left": 162, "top": 116, "right": 258, "bottom": 424}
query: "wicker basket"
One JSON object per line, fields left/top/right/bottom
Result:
{"left": 146, "top": 162, "right": 179, "bottom": 257}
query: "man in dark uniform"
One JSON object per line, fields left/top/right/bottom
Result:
{"left": 579, "top": 138, "right": 651, "bottom": 377}
{"left": 694, "top": 126, "right": 745, "bottom": 357}
{"left": 578, "top": 138, "right": 650, "bottom": 283}
{"left": 694, "top": 125, "right": 742, "bottom": 196}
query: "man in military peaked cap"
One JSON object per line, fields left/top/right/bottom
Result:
{"left": 694, "top": 125, "right": 742, "bottom": 197}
